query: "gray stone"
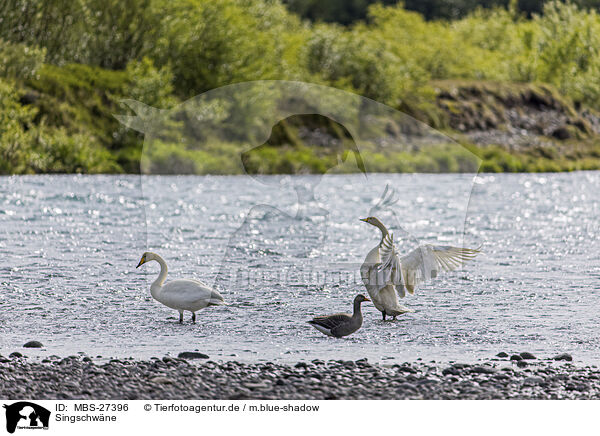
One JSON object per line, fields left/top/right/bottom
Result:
{"left": 471, "top": 366, "right": 497, "bottom": 374}
{"left": 23, "top": 341, "right": 43, "bottom": 348}
{"left": 565, "top": 382, "right": 588, "bottom": 392}
{"left": 150, "top": 376, "right": 174, "bottom": 384}
{"left": 523, "top": 376, "right": 544, "bottom": 385}
{"left": 442, "top": 367, "right": 460, "bottom": 376}
{"left": 553, "top": 353, "right": 573, "bottom": 362}
{"left": 2, "top": 356, "right": 600, "bottom": 400}
{"left": 519, "top": 352, "right": 537, "bottom": 360}
{"left": 177, "top": 352, "right": 209, "bottom": 360}
{"left": 397, "top": 382, "right": 417, "bottom": 392}
{"left": 243, "top": 381, "right": 271, "bottom": 390}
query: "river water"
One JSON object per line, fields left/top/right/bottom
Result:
{"left": 1, "top": 172, "right": 599, "bottom": 364}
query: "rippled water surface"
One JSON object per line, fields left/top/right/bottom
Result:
{"left": 1, "top": 173, "right": 599, "bottom": 364}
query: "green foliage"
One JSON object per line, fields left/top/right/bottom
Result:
{"left": 155, "top": 0, "right": 309, "bottom": 96}
{"left": 465, "top": 142, "right": 600, "bottom": 172}
{"left": 0, "top": 0, "right": 161, "bottom": 69}
{"left": 0, "top": 0, "right": 85, "bottom": 65}
{"left": 6, "top": 0, "right": 600, "bottom": 109}
{"left": 0, "top": 78, "right": 38, "bottom": 173}
{"left": 4, "top": 0, "right": 600, "bottom": 174}
{"left": 33, "top": 59, "right": 174, "bottom": 127}
{"left": 28, "top": 63, "right": 130, "bottom": 146}
{"left": 239, "top": 142, "right": 481, "bottom": 174}
{"left": 403, "top": 0, "right": 510, "bottom": 20}
{"left": 0, "top": 78, "right": 119, "bottom": 174}
{"left": 285, "top": 0, "right": 511, "bottom": 23}
{"left": 125, "top": 58, "right": 177, "bottom": 108}
{"left": 0, "top": 39, "right": 46, "bottom": 80}
{"left": 28, "top": 129, "right": 121, "bottom": 173}
{"left": 242, "top": 145, "right": 334, "bottom": 174}
{"left": 80, "top": 0, "right": 163, "bottom": 69}
{"left": 531, "top": 2, "right": 600, "bottom": 105}
{"left": 306, "top": 18, "right": 430, "bottom": 107}
{"left": 22, "top": 58, "right": 175, "bottom": 172}
{"left": 141, "top": 140, "right": 243, "bottom": 174}
{"left": 305, "top": 2, "right": 600, "bottom": 110}
{"left": 430, "top": 2, "right": 600, "bottom": 108}
{"left": 285, "top": 0, "right": 600, "bottom": 23}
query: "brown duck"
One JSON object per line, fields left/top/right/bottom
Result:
{"left": 308, "top": 294, "right": 370, "bottom": 338}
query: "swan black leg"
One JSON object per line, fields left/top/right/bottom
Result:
{"left": 393, "top": 315, "right": 397, "bottom": 321}
{"left": 179, "top": 312, "right": 183, "bottom": 324}
{"left": 382, "top": 311, "right": 386, "bottom": 321}
{"left": 192, "top": 312, "right": 196, "bottom": 323}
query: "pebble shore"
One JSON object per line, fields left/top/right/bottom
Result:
{"left": 2, "top": 352, "right": 600, "bottom": 400}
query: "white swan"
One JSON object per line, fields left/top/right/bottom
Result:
{"left": 360, "top": 216, "right": 480, "bottom": 320}
{"left": 136, "top": 252, "right": 226, "bottom": 323}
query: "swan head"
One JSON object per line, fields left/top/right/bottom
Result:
{"left": 360, "top": 216, "right": 385, "bottom": 228}
{"left": 136, "top": 251, "right": 155, "bottom": 268}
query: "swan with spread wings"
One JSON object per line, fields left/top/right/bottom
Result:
{"left": 360, "top": 215, "right": 480, "bottom": 320}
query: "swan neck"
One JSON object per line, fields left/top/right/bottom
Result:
{"left": 374, "top": 220, "right": 389, "bottom": 244}
{"left": 150, "top": 255, "right": 168, "bottom": 296}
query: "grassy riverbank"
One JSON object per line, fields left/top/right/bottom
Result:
{"left": 7, "top": 70, "right": 600, "bottom": 175}
{"left": 4, "top": 0, "right": 600, "bottom": 174}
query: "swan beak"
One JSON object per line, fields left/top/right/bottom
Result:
{"left": 359, "top": 218, "right": 368, "bottom": 222}
{"left": 136, "top": 257, "right": 145, "bottom": 268}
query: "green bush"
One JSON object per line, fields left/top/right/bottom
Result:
{"left": 0, "top": 0, "right": 162, "bottom": 69}
{"left": 125, "top": 57, "right": 177, "bottom": 108}
{"left": 29, "top": 129, "right": 120, "bottom": 173}
{"left": 0, "top": 78, "right": 37, "bottom": 173}
{"left": 155, "top": 0, "right": 309, "bottom": 96}
{"left": 0, "top": 77, "right": 119, "bottom": 174}
{"left": 24, "top": 58, "right": 176, "bottom": 171}
{"left": 307, "top": 13, "right": 430, "bottom": 107}
{"left": 0, "top": 39, "right": 46, "bottom": 80}
{"left": 4, "top": 0, "right": 600, "bottom": 174}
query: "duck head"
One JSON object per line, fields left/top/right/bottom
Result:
{"left": 354, "top": 294, "right": 370, "bottom": 304}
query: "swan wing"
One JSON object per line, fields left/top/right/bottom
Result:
{"left": 400, "top": 244, "right": 480, "bottom": 292}
{"left": 376, "top": 233, "right": 406, "bottom": 298}
{"left": 160, "top": 279, "right": 216, "bottom": 306}
{"left": 188, "top": 279, "right": 225, "bottom": 303}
